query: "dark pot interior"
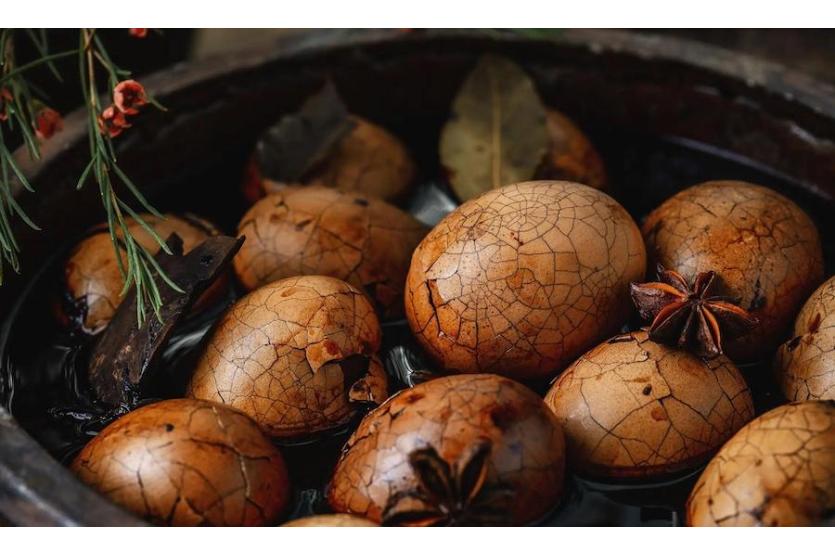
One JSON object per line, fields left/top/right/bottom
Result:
{"left": 3, "top": 29, "right": 835, "bottom": 526}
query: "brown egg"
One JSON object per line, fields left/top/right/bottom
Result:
{"left": 252, "top": 116, "right": 415, "bottom": 202}
{"left": 775, "top": 275, "right": 835, "bottom": 401}
{"left": 686, "top": 400, "right": 835, "bottom": 526}
{"left": 643, "top": 180, "right": 824, "bottom": 362}
{"left": 187, "top": 275, "right": 387, "bottom": 439}
{"left": 234, "top": 186, "right": 427, "bottom": 319}
{"left": 71, "top": 398, "right": 290, "bottom": 526}
{"left": 281, "top": 514, "right": 377, "bottom": 527}
{"left": 62, "top": 213, "right": 224, "bottom": 334}
{"left": 405, "top": 180, "right": 646, "bottom": 380}
{"left": 544, "top": 330, "right": 754, "bottom": 479}
{"left": 535, "top": 109, "right": 608, "bottom": 191}
{"left": 328, "top": 373, "right": 566, "bottom": 526}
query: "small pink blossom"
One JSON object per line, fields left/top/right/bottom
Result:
{"left": 0, "top": 89, "right": 12, "bottom": 122}
{"left": 98, "top": 105, "right": 131, "bottom": 138}
{"left": 34, "top": 107, "right": 63, "bottom": 140}
{"left": 113, "top": 80, "right": 147, "bottom": 115}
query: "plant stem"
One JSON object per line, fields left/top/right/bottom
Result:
{"left": 0, "top": 50, "right": 76, "bottom": 85}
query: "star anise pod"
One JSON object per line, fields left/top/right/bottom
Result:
{"left": 630, "top": 267, "right": 758, "bottom": 359}
{"left": 381, "top": 439, "right": 513, "bottom": 526}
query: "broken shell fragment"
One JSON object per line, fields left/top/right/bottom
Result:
{"left": 544, "top": 330, "right": 754, "bottom": 479}
{"left": 686, "top": 400, "right": 835, "bottom": 526}
{"left": 404, "top": 180, "right": 646, "bottom": 380}
{"left": 328, "top": 373, "right": 566, "bottom": 526}
{"left": 775, "top": 275, "right": 835, "bottom": 401}
{"left": 71, "top": 398, "right": 290, "bottom": 526}
{"left": 187, "top": 275, "right": 387, "bottom": 439}
{"left": 234, "top": 186, "right": 426, "bottom": 319}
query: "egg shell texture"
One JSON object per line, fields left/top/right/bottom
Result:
{"left": 260, "top": 116, "right": 415, "bottom": 202}
{"left": 234, "top": 186, "right": 426, "bottom": 319}
{"left": 544, "top": 330, "right": 754, "bottom": 478}
{"left": 405, "top": 180, "right": 646, "bottom": 380}
{"left": 642, "top": 180, "right": 824, "bottom": 361}
{"left": 187, "top": 275, "right": 385, "bottom": 438}
{"left": 71, "top": 398, "right": 290, "bottom": 526}
{"left": 328, "top": 373, "right": 566, "bottom": 525}
{"left": 537, "top": 109, "right": 608, "bottom": 191}
{"left": 775, "top": 276, "right": 835, "bottom": 401}
{"left": 686, "top": 400, "right": 835, "bottom": 526}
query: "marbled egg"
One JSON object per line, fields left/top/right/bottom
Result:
{"left": 544, "top": 330, "right": 754, "bottom": 479}
{"left": 643, "top": 180, "right": 824, "bottom": 361}
{"left": 405, "top": 180, "right": 646, "bottom": 380}
{"left": 187, "top": 276, "right": 387, "bottom": 439}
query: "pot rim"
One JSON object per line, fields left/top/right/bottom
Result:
{"left": 2, "top": 28, "right": 835, "bottom": 527}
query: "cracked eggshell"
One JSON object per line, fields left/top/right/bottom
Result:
{"left": 686, "top": 400, "right": 835, "bottom": 526}
{"left": 544, "top": 330, "right": 754, "bottom": 479}
{"left": 536, "top": 109, "right": 608, "bottom": 191}
{"left": 643, "top": 180, "right": 824, "bottom": 362}
{"left": 187, "top": 275, "right": 387, "bottom": 439}
{"left": 254, "top": 116, "right": 416, "bottom": 202}
{"left": 775, "top": 276, "right": 835, "bottom": 401}
{"left": 328, "top": 373, "right": 566, "bottom": 525}
{"left": 61, "top": 213, "right": 224, "bottom": 334}
{"left": 71, "top": 398, "right": 290, "bottom": 526}
{"left": 234, "top": 186, "right": 427, "bottom": 319}
{"left": 405, "top": 180, "right": 646, "bottom": 380}
{"left": 281, "top": 514, "right": 377, "bottom": 526}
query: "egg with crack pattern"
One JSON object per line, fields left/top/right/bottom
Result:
{"left": 404, "top": 180, "right": 646, "bottom": 380}
{"left": 642, "top": 180, "right": 824, "bottom": 362}
{"left": 775, "top": 275, "right": 835, "bottom": 401}
{"left": 233, "top": 186, "right": 426, "bottom": 320}
{"left": 544, "top": 330, "right": 754, "bottom": 479}
{"left": 187, "top": 275, "right": 388, "bottom": 439}
{"left": 686, "top": 400, "right": 835, "bottom": 526}
{"left": 71, "top": 398, "right": 290, "bottom": 526}
{"left": 328, "top": 373, "right": 566, "bottom": 526}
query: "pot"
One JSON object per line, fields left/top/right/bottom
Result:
{"left": 2, "top": 28, "right": 835, "bottom": 526}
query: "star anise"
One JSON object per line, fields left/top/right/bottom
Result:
{"left": 630, "top": 267, "right": 758, "bottom": 359}
{"left": 381, "top": 439, "right": 513, "bottom": 526}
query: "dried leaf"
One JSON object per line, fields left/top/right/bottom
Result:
{"left": 255, "top": 82, "right": 356, "bottom": 183}
{"left": 440, "top": 55, "right": 548, "bottom": 201}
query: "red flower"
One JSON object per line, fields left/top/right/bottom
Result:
{"left": 129, "top": 29, "right": 148, "bottom": 38}
{"left": 98, "top": 105, "right": 131, "bottom": 138}
{"left": 113, "top": 80, "right": 147, "bottom": 115}
{"left": 0, "top": 88, "right": 12, "bottom": 122}
{"left": 34, "top": 107, "right": 63, "bottom": 140}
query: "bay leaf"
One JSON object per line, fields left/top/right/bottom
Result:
{"left": 255, "top": 82, "right": 356, "bottom": 183}
{"left": 440, "top": 55, "right": 549, "bottom": 201}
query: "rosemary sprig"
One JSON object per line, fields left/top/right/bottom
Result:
{"left": 0, "top": 30, "right": 41, "bottom": 285}
{"left": 78, "top": 28, "right": 181, "bottom": 326}
{"left": 0, "top": 28, "right": 178, "bottom": 326}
